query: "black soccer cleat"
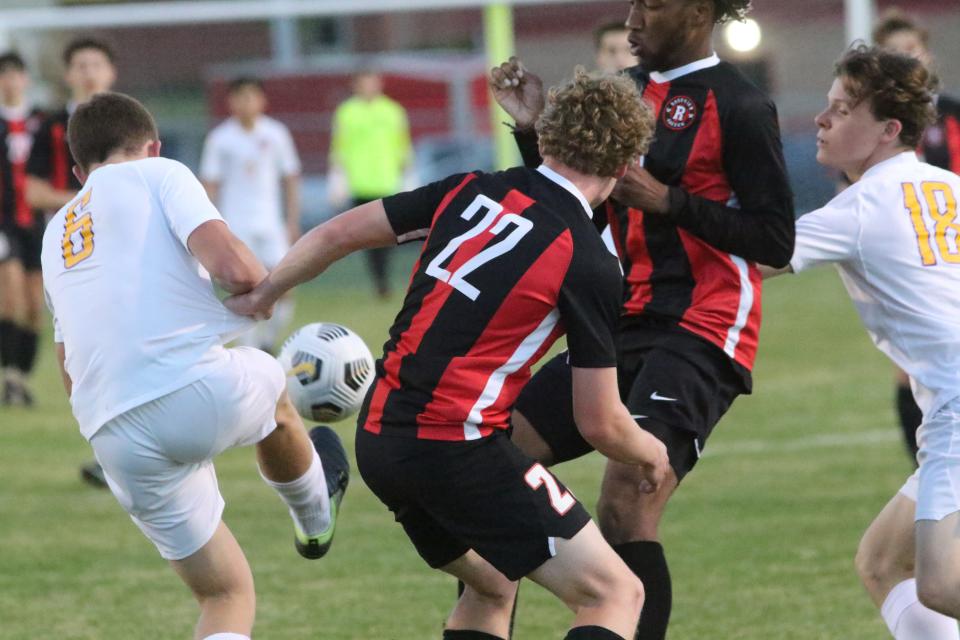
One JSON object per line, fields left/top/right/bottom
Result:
{"left": 294, "top": 425, "right": 350, "bottom": 560}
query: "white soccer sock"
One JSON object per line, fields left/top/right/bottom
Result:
{"left": 203, "top": 634, "right": 250, "bottom": 640}
{"left": 881, "top": 579, "right": 960, "bottom": 639}
{"left": 264, "top": 298, "right": 294, "bottom": 349}
{"left": 260, "top": 449, "right": 331, "bottom": 536}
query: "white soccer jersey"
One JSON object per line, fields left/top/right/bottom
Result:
{"left": 199, "top": 116, "right": 301, "bottom": 236}
{"left": 41, "top": 157, "right": 253, "bottom": 439}
{"left": 791, "top": 152, "right": 960, "bottom": 417}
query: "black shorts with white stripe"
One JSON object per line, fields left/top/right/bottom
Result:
{"left": 356, "top": 427, "right": 591, "bottom": 580}
{"left": 515, "top": 320, "right": 748, "bottom": 481}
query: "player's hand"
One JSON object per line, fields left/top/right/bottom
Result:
{"left": 611, "top": 164, "right": 671, "bottom": 215}
{"left": 636, "top": 436, "right": 669, "bottom": 494}
{"left": 224, "top": 286, "right": 275, "bottom": 321}
{"left": 489, "top": 57, "right": 545, "bottom": 130}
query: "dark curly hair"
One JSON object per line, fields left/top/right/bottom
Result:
{"left": 835, "top": 44, "right": 937, "bottom": 149}
{"left": 536, "top": 67, "right": 654, "bottom": 178}
{"left": 713, "top": 0, "right": 752, "bottom": 24}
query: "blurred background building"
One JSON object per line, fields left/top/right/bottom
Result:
{"left": 1, "top": 0, "right": 958, "bottom": 223}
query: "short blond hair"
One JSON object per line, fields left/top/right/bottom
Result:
{"left": 536, "top": 68, "right": 653, "bottom": 178}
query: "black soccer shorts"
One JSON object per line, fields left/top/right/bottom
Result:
{"left": 0, "top": 219, "right": 44, "bottom": 272}
{"left": 515, "top": 327, "right": 748, "bottom": 481}
{"left": 355, "top": 427, "right": 591, "bottom": 581}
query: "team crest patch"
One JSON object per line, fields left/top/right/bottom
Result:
{"left": 662, "top": 95, "right": 697, "bottom": 131}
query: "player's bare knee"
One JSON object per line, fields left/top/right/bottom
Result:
{"left": 465, "top": 581, "right": 514, "bottom": 611}
{"left": 596, "top": 487, "right": 659, "bottom": 542}
{"left": 613, "top": 571, "right": 645, "bottom": 614}
{"left": 573, "top": 566, "right": 643, "bottom": 615}
{"left": 854, "top": 535, "right": 909, "bottom": 589}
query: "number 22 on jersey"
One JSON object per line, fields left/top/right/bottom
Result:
{"left": 904, "top": 181, "right": 960, "bottom": 266}
{"left": 62, "top": 189, "right": 94, "bottom": 269}
{"left": 426, "top": 194, "right": 533, "bottom": 300}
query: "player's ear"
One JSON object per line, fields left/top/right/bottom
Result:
{"left": 690, "top": 0, "right": 714, "bottom": 27}
{"left": 882, "top": 119, "right": 904, "bottom": 145}
{"left": 72, "top": 165, "right": 87, "bottom": 186}
{"left": 146, "top": 139, "right": 162, "bottom": 158}
{"left": 615, "top": 163, "right": 629, "bottom": 180}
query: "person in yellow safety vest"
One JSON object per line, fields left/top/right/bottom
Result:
{"left": 328, "top": 70, "right": 413, "bottom": 299}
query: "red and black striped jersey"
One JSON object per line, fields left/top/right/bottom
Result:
{"left": 359, "top": 165, "right": 622, "bottom": 441}
{"left": 920, "top": 94, "right": 960, "bottom": 175}
{"left": 27, "top": 108, "right": 80, "bottom": 194}
{"left": 0, "top": 106, "right": 44, "bottom": 229}
{"left": 517, "top": 56, "right": 794, "bottom": 378}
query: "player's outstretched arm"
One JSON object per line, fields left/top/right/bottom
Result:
{"left": 489, "top": 57, "right": 545, "bottom": 129}
{"left": 571, "top": 366, "right": 669, "bottom": 492}
{"left": 188, "top": 220, "right": 267, "bottom": 295}
{"left": 224, "top": 200, "right": 396, "bottom": 318}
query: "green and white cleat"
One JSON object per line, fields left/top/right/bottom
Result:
{"left": 295, "top": 425, "right": 350, "bottom": 560}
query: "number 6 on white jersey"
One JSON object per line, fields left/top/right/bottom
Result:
{"left": 524, "top": 463, "right": 576, "bottom": 515}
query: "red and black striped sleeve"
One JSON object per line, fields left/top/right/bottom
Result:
{"left": 663, "top": 88, "right": 795, "bottom": 267}
{"left": 557, "top": 233, "right": 621, "bottom": 368}
{"left": 381, "top": 172, "right": 473, "bottom": 242}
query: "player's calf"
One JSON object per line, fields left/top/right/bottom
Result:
{"left": 441, "top": 550, "right": 518, "bottom": 639}
{"left": 257, "top": 398, "right": 332, "bottom": 550}
{"left": 169, "top": 522, "right": 256, "bottom": 640}
{"left": 854, "top": 491, "right": 916, "bottom": 606}
{"left": 916, "top": 511, "right": 960, "bottom": 617}
{"left": 527, "top": 521, "right": 644, "bottom": 640}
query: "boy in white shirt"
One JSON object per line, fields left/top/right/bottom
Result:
{"left": 200, "top": 77, "right": 301, "bottom": 353}
{"left": 42, "top": 92, "right": 347, "bottom": 640}
{"left": 766, "top": 46, "right": 959, "bottom": 638}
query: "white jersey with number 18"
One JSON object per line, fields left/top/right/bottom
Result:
{"left": 791, "top": 151, "right": 960, "bottom": 417}
{"left": 41, "top": 157, "right": 253, "bottom": 440}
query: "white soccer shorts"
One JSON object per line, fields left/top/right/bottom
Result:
{"left": 89, "top": 347, "right": 286, "bottom": 560}
{"left": 897, "top": 396, "right": 960, "bottom": 522}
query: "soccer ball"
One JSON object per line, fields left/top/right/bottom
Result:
{"left": 277, "top": 322, "right": 376, "bottom": 423}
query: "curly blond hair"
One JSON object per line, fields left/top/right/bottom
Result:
{"left": 535, "top": 67, "right": 653, "bottom": 178}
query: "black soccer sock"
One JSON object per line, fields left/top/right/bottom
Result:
{"left": 0, "top": 319, "right": 11, "bottom": 369}
{"left": 442, "top": 630, "right": 506, "bottom": 640}
{"left": 896, "top": 383, "right": 921, "bottom": 462}
{"left": 5, "top": 324, "right": 25, "bottom": 373}
{"left": 614, "top": 541, "right": 671, "bottom": 640}
{"left": 564, "top": 626, "right": 625, "bottom": 640}
{"left": 18, "top": 327, "right": 38, "bottom": 375}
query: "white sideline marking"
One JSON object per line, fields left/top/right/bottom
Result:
{"left": 703, "top": 429, "right": 899, "bottom": 458}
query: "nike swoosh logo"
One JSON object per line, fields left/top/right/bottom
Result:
{"left": 630, "top": 414, "right": 648, "bottom": 420}
{"left": 650, "top": 391, "right": 678, "bottom": 402}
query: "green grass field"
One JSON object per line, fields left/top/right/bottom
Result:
{"left": 0, "top": 249, "right": 912, "bottom": 639}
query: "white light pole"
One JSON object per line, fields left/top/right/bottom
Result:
{"left": 844, "top": 0, "right": 876, "bottom": 47}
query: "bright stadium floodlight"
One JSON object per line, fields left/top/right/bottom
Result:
{"left": 724, "top": 18, "right": 762, "bottom": 53}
